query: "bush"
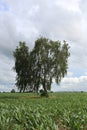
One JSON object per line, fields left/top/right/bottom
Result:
{"left": 39, "top": 89, "right": 49, "bottom": 97}
{"left": 11, "top": 89, "right": 15, "bottom": 93}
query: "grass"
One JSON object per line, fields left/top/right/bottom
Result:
{"left": 0, "top": 92, "right": 87, "bottom": 130}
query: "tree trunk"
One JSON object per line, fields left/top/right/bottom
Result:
{"left": 19, "top": 89, "right": 22, "bottom": 93}
{"left": 43, "top": 77, "right": 47, "bottom": 93}
{"left": 23, "top": 87, "right": 25, "bottom": 92}
{"left": 43, "top": 86, "right": 47, "bottom": 93}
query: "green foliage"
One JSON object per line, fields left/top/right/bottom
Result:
{"left": 13, "top": 42, "right": 30, "bottom": 92}
{"left": 13, "top": 37, "right": 70, "bottom": 93}
{"left": 31, "top": 38, "right": 70, "bottom": 92}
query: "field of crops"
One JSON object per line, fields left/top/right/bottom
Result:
{"left": 0, "top": 92, "right": 87, "bottom": 130}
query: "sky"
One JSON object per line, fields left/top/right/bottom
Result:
{"left": 0, "top": 0, "right": 87, "bottom": 92}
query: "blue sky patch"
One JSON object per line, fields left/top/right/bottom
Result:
{"left": 0, "top": 2, "right": 9, "bottom": 11}
{"left": 68, "top": 67, "right": 86, "bottom": 77}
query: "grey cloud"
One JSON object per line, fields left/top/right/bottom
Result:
{"left": 0, "top": 12, "right": 18, "bottom": 57}
{"left": 0, "top": 11, "right": 33, "bottom": 58}
{"left": 0, "top": 54, "right": 16, "bottom": 83}
{"left": 0, "top": 0, "right": 87, "bottom": 91}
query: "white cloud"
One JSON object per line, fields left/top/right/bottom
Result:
{"left": 55, "top": 0, "right": 81, "bottom": 12}
{"left": 52, "top": 76, "right": 87, "bottom": 92}
{"left": 61, "top": 76, "right": 87, "bottom": 90}
{"left": 0, "top": 84, "right": 16, "bottom": 92}
{"left": 67, "top": 71, "right": 74, "bottom": 77}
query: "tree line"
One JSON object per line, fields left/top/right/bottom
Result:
{"left": 13, "top": 37, "right": 70, "bottom": 93}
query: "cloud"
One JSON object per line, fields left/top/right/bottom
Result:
{"left": 52, "top": 75, "right": 87, "bottom": 92}
{"left": 66, "top": 71, "right": 74, "bottom": 77}
{"left": 55, "top": 0, "right": 81, "bottom": 12}
{"left": 0, "top": 0, "right": 87, "bottom": 91}
{"left": 0, "top": 54, "right": 16, "bottom": 84}
{"left": 61, "top": 76, "right": 87, "bottom": 91}
{"left": 0, "top": 85, "right": 11, "bottom": 92}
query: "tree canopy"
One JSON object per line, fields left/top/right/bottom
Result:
{"left": 13, "top": 42, "right": 30, "bottom": 92}
{"left": 13, "top": 37, "right": 70, "bottom": 93}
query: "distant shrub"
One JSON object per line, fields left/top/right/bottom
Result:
{"left": 39, "top": 89, "right": 49, "bottom": 97}
{"left": 39, "top": 89, "right": 44, "bottom": 93}
{"left": 11, "top": 89, "right": 15, "bottom": 93}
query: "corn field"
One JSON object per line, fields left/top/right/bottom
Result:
{"left": 0, "top": 92, "right": 87, "bottom": 130}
